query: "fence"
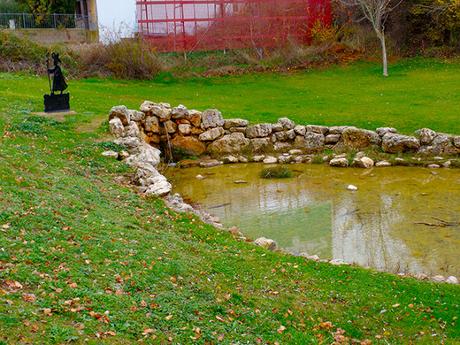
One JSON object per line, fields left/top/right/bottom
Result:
{"left": 0, "top": 13, "right": 90, "bottom": 30}
{"left": 136, "top": 0, "right": 332, "bottom": 52}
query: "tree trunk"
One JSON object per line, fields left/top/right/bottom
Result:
{"left": 377, "top": 30, "right": 389, "bottom": 77}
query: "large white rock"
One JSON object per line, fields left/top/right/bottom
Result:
{"left": 125, "top": 143, "right": 161, "bottom": 168}
{"left": 278, "top": 117, "right": 295, "bottom": 130}
{"left": 382, "top": 133, "right": 420, "bottom": 153}
{"left": 246, "top": 124, "right": 273, "bottom": 138}
{"left": 254, "top": 237, "right": 277, "bottom": 251}
{"left": 109, "top": 105, "right": 130, "bottom": 125}
{"left": 330, "top": 157, "right": 349, "bottom": 167}
{"left": 109, "top": 117, "right": 124, "bottom": 138}
{"left": 201, "top": 109, "right": 225, "bottom": 129}
{"left": 199, "top": 127, "right": 225, "bottom": 141}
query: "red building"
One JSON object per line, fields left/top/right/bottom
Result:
{"left": 136, "top": 0, "right": 331, "bottom": 52}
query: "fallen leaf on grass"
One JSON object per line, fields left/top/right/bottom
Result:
{"left": 165, "top": 315, "right": 173, "bottom": 321}
{"left": 22, "top": 293, "right": 36, "bottom": 303}
{"left": 142, "top": 328, "right": 155, "bottom": 336}
{"left": 4, "top": 280, "right": 23, "bottom": 291}
{"left": 277, "top": 325, "right": 286, "bottom": 334}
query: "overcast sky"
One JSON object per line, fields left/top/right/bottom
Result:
{"left": 96, "top": 0, "right": 137, "bottom": 42}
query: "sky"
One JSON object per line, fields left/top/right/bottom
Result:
{"left": 96, "top": 0, "right": 137, "bottom": 42}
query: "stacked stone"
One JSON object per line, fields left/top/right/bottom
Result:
{"left": 109, "top": 101, "right": 460, "bottom": 168}
{"left": 108, "top": 105, "right": 172, "bottom": 197}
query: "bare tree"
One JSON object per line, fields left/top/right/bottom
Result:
{"left": 341, "top": 0, "right": 402, "bottom": 77}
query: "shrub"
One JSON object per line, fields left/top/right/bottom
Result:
{"left": 76, "top": 38, "right": 165, "bottom": 79}
{"left": 260, "top": 166, "right": 293, "bottom": 179}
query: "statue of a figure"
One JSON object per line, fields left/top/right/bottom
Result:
{"left": 44, "top": 52, "right": 70, "bottom": 112}
{"left": 48, "top": 53, "right": 68, "bottom": 95}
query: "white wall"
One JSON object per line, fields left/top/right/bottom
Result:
{"left": 96, "top": 0, "right": 137, "bottom": 42}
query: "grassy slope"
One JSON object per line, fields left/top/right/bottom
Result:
{"left": 0, "top": 61, "right": 459, "bottom": 344}
{"left": 1, "top": 58, "right": 460, "bottom": 135}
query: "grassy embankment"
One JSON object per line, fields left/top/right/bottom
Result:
{"left": 1, "top": 59, "right": 460, "bottom": 344}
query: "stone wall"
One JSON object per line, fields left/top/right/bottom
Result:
{"left": 109, "top": 101, "right": 460, "bottom": 167}
{"left": 2, "top": 29, "right": 99, "bottom": 44}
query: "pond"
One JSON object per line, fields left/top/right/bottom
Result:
{"left": 166, "top": 164, "right": 460, "bottom": 277}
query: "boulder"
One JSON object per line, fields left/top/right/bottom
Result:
{"left": 342, "top": 127, "right": 380, "bottom": 149}
{"left": 304, "top": 132, "right": 325, "bottom": 153}
{"left": 329, "top": 157, "right": 349, "bottom": 167}
{"left": 125, "top": 143, "right": 161, "bottom": 168}
{"left": 208, "top": 132, "right": 250, "bottom": 154}
{"left": 254, "top": 237, "right": 277, "bottom": 251}
{"left": 263, "top": 156, "right": 277, "bottom": 164}
{"left": 178, "top": 124, "right": 192, "bottom": 135}
{"left": 200, "top": 159, "right": 223, "bottom": 168}
{"left": 325, "top": 134, "right": 340, "bottom": 145}
{"left": 144, "top": 175, "right": 172, "bottom": 197}
{"left": 271, "top": 123, "right": 284, "bottom": 132}
{"left": 129, "top": 110, "right": 145, "bottom": 122}
{"left": 376, "top": 127, "right": 397, "bottom": 137}
{"left": 278, "top": 155, "right": 292, "bottom": 164}
{"left": 187, "top": 110, "right": 202, "bottom": 127}
{"left": 224, "top": 118, "right": 249, "bottom": 129}
{"left": 115, "top": 137, "right": 141, "bottom": 151}
{"left": 250, "top": 138, "right": 273, "bottom": 153}
{"left": 294, "top": 125, "right": 306, "bottom": 136}
{"left": 201, "top": 109, "right": 224, "bottom": 129}
{"left": 246, "top": 123, "right": 273, "bottom": 138}
{"left": 163, "top": 120, "right": 177, "bottom": 134}
{"left": 289, "top": 149, "right": 303, "bottom": 155}
{"left": 199, "top": 127, "right": 225, "bottom": 141}
{"left": 306, "top": 125, "right": 328, "bottom": 134}
{"left": 446, "top": 276, "right": 459, "bottom": 284}
{"left": 382, "top": 133, "right": 420, "bottom": 153}
{"left": 294, "top": 135, "right": 306, "bottom": 148}
{"left": 109, "top": 117, "right": 124, "bottom": 138}
{"left": 329, "top": 126, "right": 349, "bottom": 134}
{"left": 171, "top": 104, "right": 189, "bottom": 119}
{"left": 144, "top": 134, "right": 160, "bottom": 145}
{"left": 432, "top": 134, "right": 458, "bottom": 155}
{"left": 453, "top": 136, "right": 460, "bottom": 148}
{"left": 191, "top": 127, "right": 204, "bottom": 135}
{"left": 171, "top": 135, "right": 207, "bottom": 156}
{"left": 278, "top": 117, "right": 295, "bottom": 130}
{"left": 125, "top": 121, "right": 140, "bottom": 138}
{"left": 145, "top": 115, "right": 160, "bottom": 133}
{"left": 416, "top": 128, "right": 436, "bottom": 145}
{"left": 229, "top": 127, "right": 247, "bottom": 133}
{"left": 222, "top": 155, "right": 239, "bottom": 163}
{"left": 252, "top": 155, "right": 265, "bottom": 162}
{"left": 352, "top": 156, "right": 374, "bottom": 168}
{"left": 140, "top": 101, "right": 171, "bottom": 122}
{"left": 109, "top": 105, "right": 130, "bottom": 125}
{"left": 375, "top": 160, "right": 391, "bottom": 167}
{"left": 274, "top": 142, "right": 292, "bottom": 152}
{"left": 272, "top": 129, "right": 296, "bottom": 142}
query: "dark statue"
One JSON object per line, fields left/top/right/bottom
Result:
{"left": 44, "top": 52, "right": 70, "bottom": 112}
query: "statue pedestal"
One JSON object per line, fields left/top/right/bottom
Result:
{"left": 44, "top": 93, "right": 70, "bottom": 113}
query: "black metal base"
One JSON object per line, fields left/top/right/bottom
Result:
{"left": 44, "top": 93, "right": 70, "bottom": 113}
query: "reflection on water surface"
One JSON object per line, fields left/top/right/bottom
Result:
{"left": 167, "top": 164, "right": 460, "bottom": 276}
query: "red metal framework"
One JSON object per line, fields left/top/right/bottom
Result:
{"left": 136, "top": 0, "right": 331, "bottom": 52}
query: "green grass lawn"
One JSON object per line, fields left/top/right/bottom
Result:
{"left": 1, "top": 59, "right": 460, "bottom": 344}
{"left": 1, "top": 57, "right": 460, "bottom": 134}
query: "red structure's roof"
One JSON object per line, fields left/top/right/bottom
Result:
{"left": 136, "top": 0, "right": 331, "bottom": 52}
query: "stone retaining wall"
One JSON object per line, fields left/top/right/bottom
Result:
{"left": 109, "top": 101, "right": 460, "bottom": 165}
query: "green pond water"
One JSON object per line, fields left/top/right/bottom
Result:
{"left": 166, "top": 164, "right": 460, "bottom": 276}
